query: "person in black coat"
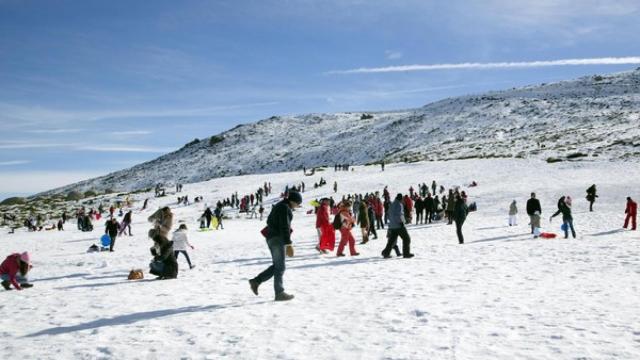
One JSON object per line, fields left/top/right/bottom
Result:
{"left": 203, "top": 207, "right": 213, "bottom": 228}
{"left": 249, "top": 191, "right": 302, "bottom": 301}
{"left": 586, "top": 184, "right": 598, "bottom": 212}
{"left": 526, "top": 192, "right": 542, "bottom": 234}
{"left": 150, "top": 234, "right": 178, "bottom": 279}
{"left": 452, "top": 194, "right": 468, "bottom": 244}
{"left": 105, "top": 218, "right": 119, "bottom": 252}
{"left": 424, "top": 194, "right": 434, "bottom": 224}
{"left": 414, "top": 197, "right": 424, "bottom": 224}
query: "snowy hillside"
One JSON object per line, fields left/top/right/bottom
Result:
{"left": 1, "top": 159, "right": 639, "bottom": 359}
{"left": 44, "top": 69, "right": 640, "bottom": 195}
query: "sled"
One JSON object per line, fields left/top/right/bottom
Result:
{"left": 198, "top": 228, "right": 214, "bottom": 232}
{"left": 100, "top": 234, "right": 111, "bottom": 247}
{"left": 211, "top": 217, "right": 219, "bottom": 229}
{"left": 540, "top": 232, "right": 557, "bottom": 239}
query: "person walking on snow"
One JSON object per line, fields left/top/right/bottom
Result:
{"left": 508, "top": 200, "right": 518, "bottom": 226}
{"left": 172, "top": 224, "right": 195, "bottom": 269}
{"left": 550, "top": 196, "right": 576, "bottom": 239}
{"left": 119, "top": 210, "right": 133, "bottom": 236}
{"left": 249, "top": 191, "right": 302, "bottom": 301}
{"left": 526, "top": 193, "right": 542, "bottom": 234}
{"left": 1, "top": 252, "right": 33, "bottom": 290}
{"left": 382, "top": 194, "right": 414, "bottom": 258}
{"left": 315, "top": 198, "right": 335, "bottom": 253}
{"left": 357, "top": 200, "right": 369, "bottom": 244}
{"left": 624, "top": 197, "right": 637, "bottom": 230}
{"left": 586, "top": 184, "right": 598, "bottom": 212}
{"left": 453, "top": 193, "right": 468, "bottom": 244}
{"left": 336, "top": 201, "right": 359, "bottom": 256}
{"left": 105, "top": 217, "right": 119, "bottom": 252}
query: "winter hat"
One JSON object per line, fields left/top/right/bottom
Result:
{"left": 287, "top": 191, "right": 302, "bottom": 205}
{"left": 20, "top": 251, "right": 31, "bottom": 265}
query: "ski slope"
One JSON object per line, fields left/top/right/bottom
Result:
{"left": 1, "top": 159, "right": 639, "bottom": 359}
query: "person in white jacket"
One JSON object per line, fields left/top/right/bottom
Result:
{"left": 172, "top": 224, "right": 195, "bottom": 269}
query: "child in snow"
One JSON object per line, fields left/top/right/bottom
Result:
{"left": 172, "top": 224, "right": 195, "bottom": 269}
{"left": 336, "top": 201, "right": 359, "bottom": 257}
{"left": 1, "top": 252, "right": 33, "bottom": 291}
{"left": 508, "top": 200, "right": 518, "bottom": 226}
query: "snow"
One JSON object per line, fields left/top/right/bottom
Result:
{"left": 1, "top": 159, "right": 639, "bottom": 359}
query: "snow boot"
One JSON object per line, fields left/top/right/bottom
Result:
{"left": 1, "top": 280, "right": 11, "bottom": 290}
{"left": 249, "top": 279, "right": 259, "bottom": 296}
{"left": 275, "top": 292, "right": 294, "bottom": 301}
{"left": 20, "top": 283, "right": 33, "bottom": 289}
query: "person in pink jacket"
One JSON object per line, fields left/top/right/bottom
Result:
{"left": 1, "top": 252, "right": 33, "bottom": 291}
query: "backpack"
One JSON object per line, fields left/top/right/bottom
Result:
{"left": 332, "top": 213, "right": 342, "bottom": 230}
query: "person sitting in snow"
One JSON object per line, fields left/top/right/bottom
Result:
{"left": 1, "top": 252, "right": 34, "bottom": 291}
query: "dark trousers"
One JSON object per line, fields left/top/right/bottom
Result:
{"left": 416, "top": 211, "right": 423, "bottom": 224}
{"left": 425, "top": 210, "right": 433, "bottom": 223}
{"left": 376, "top": 215, "right": 384, "bottom": 229}
{"left": 174, "top": 250, "right": 193, "bottom": 268}
{"left": 109, "top": 235, "right": 116, "bottom": 251}
{"left": 563, "top": 218, "right": 576, "bottom": 238}
{"left": 369, "top": 221, "right": 378, "bottom": 238}
{"left": 382, "top": 226, "right": 411, "bottom": 257}
{"left": 118, "top": 222, "right": 131, "bottom": 236}
{"left": 254, "top": 237, "right": 285, "bottom": 295}
{"left": 454, "top": 219, "right": 464, "bottom": 244}
{"left": 206, "top": 217, "right": 211, "bottom": 228}
{"left": 216, "top": 216, "right": 224, "bottom": 229}
{"left": 589, "top": 201, "right": 594, "bottom": 212}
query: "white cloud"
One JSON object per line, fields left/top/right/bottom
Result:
{"left": 77, "top": 145, "right": 175, "bottom": 153}
{"left": 385, "top": 50, "right": 403, "bottom": 60}
{"left": 109, "top": 130, "right": 153, "bottom": 136}
{"left": 0, "top": 160, "right": 31, "bottom": 166}
{"left": 25, "top": 128, "right": 85, "bottom": 134}
{"left": 0, "top": 140, "right": 174, "bottom": 153}
{"left": 0, "top": 170, "right": 106, "bottom": 194}
{"left": 328, "top": 56, "right": 640, "bottom": 74}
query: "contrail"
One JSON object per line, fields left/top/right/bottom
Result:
{"left": 327, "top": 56, "right": 640, "bottom": 74}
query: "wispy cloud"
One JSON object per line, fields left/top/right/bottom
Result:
{"left": 109, "top": 130, "right": 153, "bottom": 136}
{"left": 385, "top": 50, "right": 403, "bottom": 60}
{"left": 0, "top": 160, "right": 31, "bottom": 166}
{"left": 328, "top": 56, "right": 640, "bottom": 74}
{"left": 77, "top": 145, "right": 175, "bottom": 153}
{"left": 0, "top": 170, "right": 107, "bottom": 195}
{"left": 25, "top": 128, "right": 85, "bottom": 134}
{"left": 0, "top": 141, "right": 174, "bottom": 153}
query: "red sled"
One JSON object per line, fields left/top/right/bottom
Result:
{"left": 540, "top": 232, "right": 557, "bottom": 239}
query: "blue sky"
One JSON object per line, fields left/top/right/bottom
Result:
{"left": 1, "top": 0, "right": 640, "bottom": 199}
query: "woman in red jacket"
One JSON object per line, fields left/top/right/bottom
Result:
{"left": 315, "top": 198, "right": 335, "bottom": 253}
{"left": 624, "top": 197, "right": 637, "bottom": 230}
{"left": 336, "top": 201, "right": 359, "bottom": 257}
{"left": 1, "top": 252, "right": 33, "bottom": 291}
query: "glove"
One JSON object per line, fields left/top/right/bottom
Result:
{"left": 286, "top": 245, "right": 294, "bottom": 257}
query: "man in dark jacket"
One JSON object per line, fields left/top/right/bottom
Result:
{"left": 381, "top": 194, "right": 414, "bottom": 259}
{"left": 452, "top": 194, "right": 468, "bottom": 244}
{"left": 586, "top": 184, "right": 598, "bottom": 212}
{"left": 424, "top": 193, "right": 434, "bottom": 224}
{"left": 249, "top": 191, "right": 302, "bottom": 301}
{"left": 105, "top": 217, "right": 119, "bottom": 252}
{"left": 203, "top": 207, "right": 213, "bottom": 228}
{"left": 526, "top": 193, "right": 542, "bottom": 234}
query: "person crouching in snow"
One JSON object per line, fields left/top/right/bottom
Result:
{"left": 172, "top": 224, "right": 195, "bottom": 269}
{"left": 508, "top": 200, "right": 518, "bottom": 226}
{"left": 1, "top": 252, "right": 33, "bottom": 290}
{"left": 336, "top": 200, "right": 359, "bottom": 257}
{"left": 149, "top": 234, "right": 178, "bottom": 280}
{"left": 249, "top": 191, "right": 302, "bottom": 301}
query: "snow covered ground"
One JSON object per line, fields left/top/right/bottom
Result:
{"left": 1, "top": 159, "right": 639, "bottom": 359}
